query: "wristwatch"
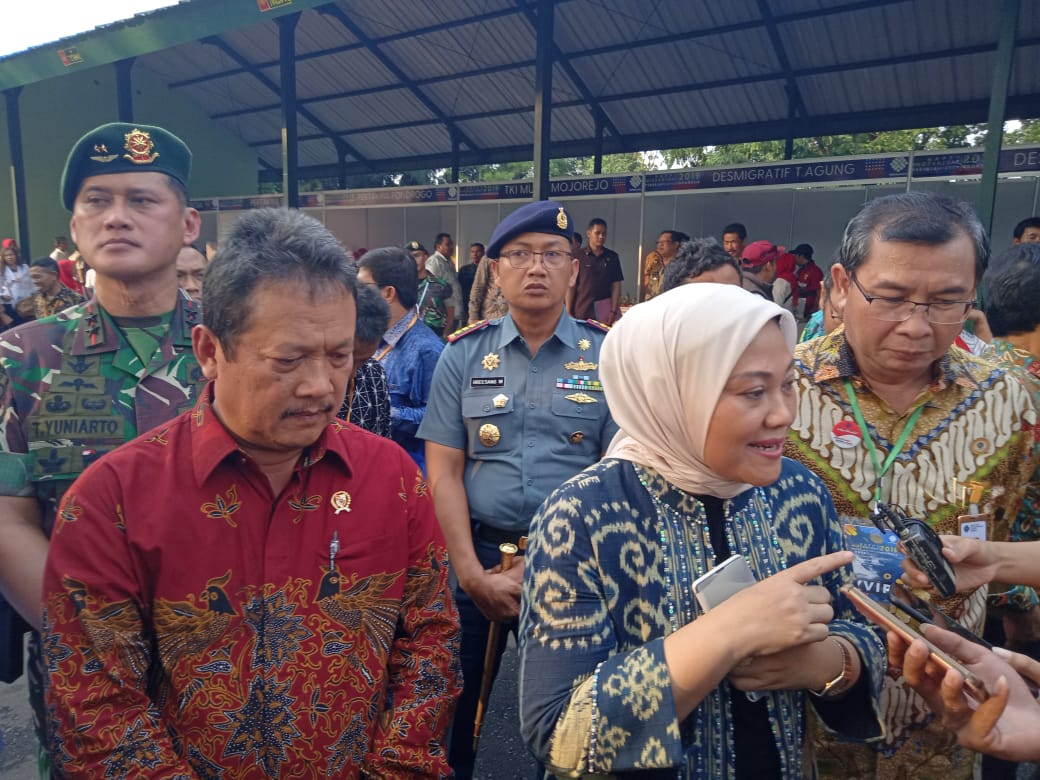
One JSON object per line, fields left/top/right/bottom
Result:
{"left": 811, "top": 636, "right": 856, "bottom": 698}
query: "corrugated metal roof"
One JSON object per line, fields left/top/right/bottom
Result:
{"left": 2, "top": 0, "right": 1037, "bottom": 183}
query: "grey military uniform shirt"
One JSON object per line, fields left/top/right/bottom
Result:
{"left": 418, "top": 309, "right": 617, "bottom": 533}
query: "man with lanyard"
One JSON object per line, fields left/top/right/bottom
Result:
{"left": 406, "top": 240, "right": 454, "bottom": 338}
{"left": 357, "top": 247, "right": 444, "bottom": 474}
{"left": 0, "top": 122, "right": 204, "bottom": 775}
{"left": 419, "top": 200, "right": 618, "bottom": 778}
{"left": 784, "top": 191, "right": 1039, "bottom": 780}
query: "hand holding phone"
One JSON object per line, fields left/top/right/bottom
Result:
{"left": 888, "top": 582, "right": 992, "bottom": 649}
{"left": 843, "top": 584, "right": 988, "bottom": 701}
{"left": 691, "top": 554, "right": 757, "bottom": 612}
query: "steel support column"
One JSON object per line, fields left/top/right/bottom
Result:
{"left": 593, "top": 116, "right": 604, "bottom": 174}
{"left": 4, "top": 88, "right": 30, "bottom": 259}
{"left": 532, "top": 0, "right": 554, "bottom": 201}
{"left": 114, "top": 58, "right": 135, "bottom": 122}
{"left": 278, "top": 13, "right": 301, "bottom": 208}
{"left": 978, "top": 0, "right": 1019, "bottom": 233}
{"left": 451, "top": 133, "right": 461, "bottom": 184}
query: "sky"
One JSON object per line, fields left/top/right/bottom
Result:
{"left": 0, "top": 1, "right": 178, "bottom": 59}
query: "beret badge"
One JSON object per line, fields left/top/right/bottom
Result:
{"left": 90, "top": 144, "right": 117, "bottom": 163}
{"left": 123, "top": 128, "right": 160, "bottom": 165}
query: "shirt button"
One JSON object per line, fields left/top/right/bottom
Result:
{"left": 531, "top": 366, "right": 539, "bottom": 373}
{"left": 528, "top": 403, "right": 535, "bottom": 409}
{"left": 483, "top": 405, "right": 490, "bottom": 412}
{"left": 528, "top": 441, "right": 535, "bottom": 447}
{"left": 527, "top": 479, "right": 533, "bottom": 486}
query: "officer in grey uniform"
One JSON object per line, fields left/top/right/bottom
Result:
{"left": 419, "top": 200, "right": 617, "bottom": 778}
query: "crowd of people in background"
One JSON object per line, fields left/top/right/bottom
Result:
{"left": 1, "top": 120, "right": 1040, "bottom": 780}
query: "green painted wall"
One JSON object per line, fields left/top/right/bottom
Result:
{"left": 0, "top": 63, "right": 257, "bottom": 258}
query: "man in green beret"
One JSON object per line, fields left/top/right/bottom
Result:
{"left": 0, "top": 122, "right": 205, "bottom": 774}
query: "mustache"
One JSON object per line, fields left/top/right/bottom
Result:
{"left": 280, "top": 404, "right": 335, "bottom": 419}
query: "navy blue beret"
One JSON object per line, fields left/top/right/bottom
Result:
{"left": 61, "top": 123, "right": 192, "bottom": 211}
{"left": 486, "top": 200, "right": 574, "bottom": 259}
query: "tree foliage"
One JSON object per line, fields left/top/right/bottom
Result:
{"left": 264, "top": 120, "right": 1040, "bottom": 193}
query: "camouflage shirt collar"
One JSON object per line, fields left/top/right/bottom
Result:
{"left": 71, "top": 290, "right": 198, "bottom": 355}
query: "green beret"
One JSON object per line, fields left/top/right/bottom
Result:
{"left": 60, "top": 123, "right": 192, "bottom": 211}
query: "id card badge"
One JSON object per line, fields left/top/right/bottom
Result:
{"left": 958, "top": 514, "right": 988, "bottom": 541}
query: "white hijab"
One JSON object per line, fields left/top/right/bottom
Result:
{"left": 602, "top": 283, "right": 797, "bottom": 498}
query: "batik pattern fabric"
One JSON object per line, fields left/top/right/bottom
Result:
{"left": 338, "top": 358, "right": 391, "bottom": 439}
{"left": 785, "top": 326, "right": 1040, "bottom": 780}
{"left": 33, "top": 285, "right": 85, "bottom": 319}
{"left": 800, "top": 310, "right": 824, "bottom": 342}
{"left": 985, "top": 338, "right": 1040, "bottom": 562}
{"left": 43, "top": 385, "right": 461, "bottom": 779}
{"left": 467, "top": 259, "right": 508, "bottom": 323}
{"left": 519, "top": 457, "right": 885, "bottom": 779}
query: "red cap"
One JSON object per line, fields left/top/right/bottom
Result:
{"left": 741, "top": 240, "right": 779, "bottom": 270}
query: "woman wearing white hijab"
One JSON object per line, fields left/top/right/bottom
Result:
{"left": 519, "top": 284, "right": 884, "bottom": 778}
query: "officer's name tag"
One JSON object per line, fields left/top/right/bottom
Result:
{"left": 471, "top": 377, "right": 505, "bottom": 388}
{"left": 958, "top": 515, "right": 987, "bottom": 541}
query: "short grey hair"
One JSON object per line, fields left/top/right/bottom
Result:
{"left": 203, "top": 208, "right": 356, "bottom": 357}
{"left": 838, "top": 192, "right": 988, "bottom": 281}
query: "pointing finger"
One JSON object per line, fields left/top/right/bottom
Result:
{"left": 783, "top": 551, "right": 854, "bottom": 585}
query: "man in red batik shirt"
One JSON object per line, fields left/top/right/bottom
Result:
{"left": 43, "top": 208, "right": 460, "bottom": 778}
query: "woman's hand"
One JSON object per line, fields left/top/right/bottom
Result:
{"left": 728, "top": 637, "right": 847, "bottom": 692}
{"left": 717, "top": 550, "right": 852, "bottom": 661}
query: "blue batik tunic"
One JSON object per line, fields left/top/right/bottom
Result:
{"left": 519, "top": 457, "right": 885, "bottom": 779}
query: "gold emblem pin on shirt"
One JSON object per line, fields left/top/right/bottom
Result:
{"left": 563, "top": 357, "right": 598, "bottom": 371}
{"left": 330, "top": 491, "right": 352, "bottom": 514}
{"left": 577, "top": 338, "right": 591, "bottom": 352}
{"left": 479, "top": 423, "right": 501, "bottom": 447}
{"left": 565, "top": 392, "right": 597, "bottom": 404}
{"left": 569, "top": 431, "right": 585, "bottom": 444}
{"left": 481, "top": 352, "right": 500, "bottom": 371}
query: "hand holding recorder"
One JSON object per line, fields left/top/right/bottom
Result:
{"left": 901, "top": 536, "right": 1040, "bottom": 594}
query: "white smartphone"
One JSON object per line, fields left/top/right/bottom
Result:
{"left": 692, "top": 554, "right": 757, "bottom": 612}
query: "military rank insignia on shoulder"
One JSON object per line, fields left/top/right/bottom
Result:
{"left": 582, "top": 318, "right": 611, "bottom": 333}
{"left": 448, "top": 320, "right": 492, "bottom": 343}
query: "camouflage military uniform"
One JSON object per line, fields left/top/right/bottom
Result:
{"left": 0, "top": 292, "right": 206, "bottom": 762}
{"left": 418, "top": 273, "right": 453, "bottom": 333}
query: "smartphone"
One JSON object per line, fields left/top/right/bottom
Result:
{"left": 842, "top": 584, "right": 988, "bottom": 701}
{"left": 888, "top": 582, "right": 992, "bottom": 650}
{"left": 692, "top": 554, "right": 757, "bottom": 612}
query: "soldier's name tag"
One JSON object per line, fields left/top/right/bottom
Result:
{"left": 29, "top": 416, "right": 125, "bottom": 441}
{"left": 471, "top": 377, "right": 505, "bottom": 388}
{"left": 958, "top": 515, "right": 988, "bottom": 541}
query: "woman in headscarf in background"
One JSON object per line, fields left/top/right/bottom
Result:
{"left": 519, "top": 283, "right": 884, "bottom": 778}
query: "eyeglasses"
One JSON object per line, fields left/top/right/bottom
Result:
{"left": 499, "top": 249, "right": 572, "bottom": 270}
{"left": 849, "top": 273, "right": 974, "bottom": 325}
